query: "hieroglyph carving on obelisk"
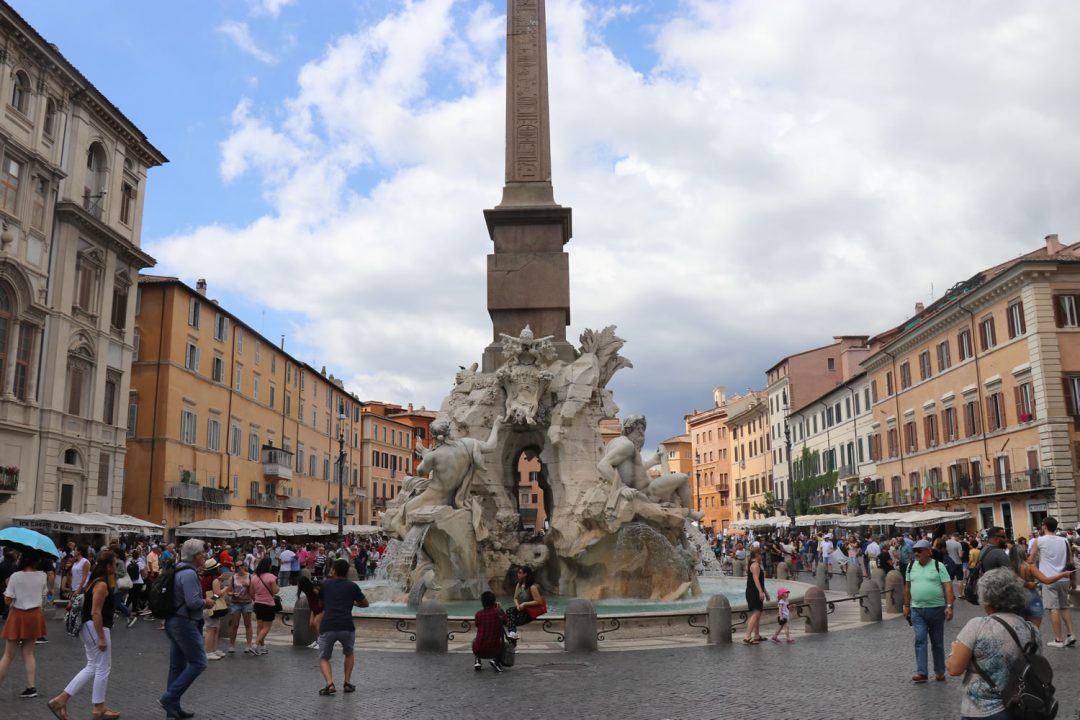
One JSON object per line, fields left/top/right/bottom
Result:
{"left": 500, "top": 0, "right": 555, "bottom": 206}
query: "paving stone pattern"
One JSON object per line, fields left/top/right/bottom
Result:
{"left": 2, "top": 602, "right": 1077, "bottom": 720}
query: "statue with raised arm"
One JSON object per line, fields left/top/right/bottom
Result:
{"left": 597, "top": 415, "right": 704, "bottom": 521}
{"left": 407, "top": 416, "right": 505, "bottom": 515}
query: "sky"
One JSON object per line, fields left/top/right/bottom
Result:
{"left": 14, "top": 0, "right": 1080, "bottom": 449}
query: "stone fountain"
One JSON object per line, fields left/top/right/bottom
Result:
{"left": 377, "top": 0, "right": 703, "bottom": 606}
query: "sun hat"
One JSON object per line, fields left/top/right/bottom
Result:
{"left": 203, "top": 557, "right": 220, "bottom": 571}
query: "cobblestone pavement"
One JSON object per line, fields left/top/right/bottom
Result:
{"left": 2, "top": 602, "right": 1077, "bottom": 720}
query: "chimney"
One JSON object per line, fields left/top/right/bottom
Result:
{"left": 1046, "top": 234, "right": 1062, "bottom": 254}
{"left": 408, "top": 403, "right": 414, "bottom": 412}
{"left": 914, "top": 302, "right": 925, "bottom": 315}
{"left": 280, "top": 334, "right": 285, "bottom": 350}
{"left": 713, "top": 386, "right": 726, "bottom": 407}
{"left": 195, "top": 279, "right": 207, "bottom": 296}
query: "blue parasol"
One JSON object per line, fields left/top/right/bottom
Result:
{"left": 0, "top": 526, "right": 61, "bottom": 558}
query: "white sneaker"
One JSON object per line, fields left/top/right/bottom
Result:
{"left": 244, "top": 645, "right": 258, "bottom": 655}
{"left": 507, "top": 630, "right": 520, "bottom": 640}
{"left": 227, "top": 642, "right": 235, "bottom": 653}
{"left": 1047, "top": 640, "right": 1066, "bottom": 648}
{"left": 1066, "top": 635, "right": 1077, "bottom": 647}
{"left": 207, "top": 651, "right": 223, "bottom": 660}
{"left": 308, "top": 640, "right": 320, "bottom": 649}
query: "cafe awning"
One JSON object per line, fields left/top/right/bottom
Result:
{"left": 11, "top": 512, "right": 114, "bottom": 535}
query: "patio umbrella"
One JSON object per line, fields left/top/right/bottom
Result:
{"left": 0, "top": 526, "right": 61, "bottom": 558}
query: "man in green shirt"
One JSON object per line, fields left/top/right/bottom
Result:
{"left": 903, "top": 539, "right": 954, "bottom": 683}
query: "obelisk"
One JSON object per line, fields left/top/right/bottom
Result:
{"left": 483, "top": 0, "right": 574, "bottom": 371}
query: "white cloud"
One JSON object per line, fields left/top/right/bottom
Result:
{"left": 250, "top": 0, "right": 295, "bottom": 17}
{"left": 217, "top": 20, "right": 276, "bottom": 63}
{"left": 154, "top": 0, "right": 1080, "bottom": 443}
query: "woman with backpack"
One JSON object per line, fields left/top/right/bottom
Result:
{"left": 47, "top": 550, "right": 120, "bottom": 720}
{"left": 947, "top": 567, "right": 1057, "bottom": 720}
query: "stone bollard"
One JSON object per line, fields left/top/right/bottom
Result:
{"left": 870, "top": 566, "right": 885, "bottom": 589}
{"left": 564, "top": 599, "right": 598, "bottom": 652}
{"left": 814, "top": 562, "right": 829, "bottom": 591}
{"left": 707, "top": 594, "right": 732, "bottom": 645}
{"left": 415, "top": 601, "right": 448, "bottom": 653}
{"left": 734, "top": 559, "right": 746, "bottom": 577}
{"left": 860, "top": 579, "right": 882, "bottom": 622}
{"left": 291, "top": 594, "right": 313, "bottom": 647}
{"left": 347, "top": 565, "right": 359, "bottom": 581}
{"left": 776, "top": 562, "right": 790, "bottom": 581}
{"left": 884, "top": 569, "right": 905, "bottom": 614}
{"left": 846, "top": 563, "right": 861, "bottom": 597}
{"left": 802, "top": 586, "right": 828, "bottom": 633}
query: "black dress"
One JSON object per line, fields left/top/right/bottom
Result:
{"left": 745, "top": 562, "right": 764, "bottom": 612}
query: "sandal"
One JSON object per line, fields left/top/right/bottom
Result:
{"left": 343, "top": 683, "right": 355, "bottom": 693}
{"left": 47, "top": 699, "right": 68, "bottom": 720}
{"left": 93, "top": 711, "right": 121, "bottom": 720}
{"left": 319, "top": 684, "right": 336, "bottom": 696}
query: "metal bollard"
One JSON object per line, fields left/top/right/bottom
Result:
{"left": 860, "top": 579, "right": 882, "bottom": 622}
{"left": 884, "top": 569, "right": 905, "bottom": 614}
{"left": 564, "top": 599, "right": 598, "bottom": 652}
{"left": 292, "top": 594, "right": 312, "bottom": 646}
{"left": 814, "top": 562, "right": 829, "bottom": 591}
{"left": 846, "top": 563, "right": 861, "bottom": 597}
{"left": 802, "top": 586, "right": 828, "bottom": 633}
{"left": 707, "top": 594, "right": 732, "bottom": 645}
{"left": 415, "top": 601, "right": 448, "bottom": 653}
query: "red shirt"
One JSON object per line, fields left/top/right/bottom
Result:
{"left": 471, "top": 606, "right": 507, "bottom": 659}
{"left": 219, "top": 550, "right": 233, "bottom": 567}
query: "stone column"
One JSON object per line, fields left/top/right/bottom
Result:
{"left": 846, "top": 563, "right": 861, "bottom": 596}
{"left": 860, "top": 579, "right": 882, "bottom": 622}
{"left": 814, "top": 562, "right": 829, "bottom": 590}
{"left": 707, "top": 594, "right": 732, "bottom": 645}
{"left": 291, "top": 594, "right": 312, "bottom": 646}
{"left": 24, "top": 323, "right": 41, "bottom": 402}
{"left": 802, "top": 586, "right": 828, "bottom": 633}
{"left": 884, "top": 569, "right": 905, "bottom": 614}
{"left": 415, "top": 601, "right": 448, "bottom": 653}
{"left": 2, "top": 318, "right": 19, "bottom": 398}
{"left": 563, "top": 598, "right": 597, "bottom": 652}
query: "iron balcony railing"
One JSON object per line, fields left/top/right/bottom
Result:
{"left": 166, "top": 482, "right": 231, "bottom": 507}
{"left": 885, "top": 469, "right": 1053, "bottom": 506}
{"left": 285, "top": 496, "right": 312, "bottom": 510}
{"left": 247, "top": 493, "right": 287, "bottom": 509}
{"left": 0, "top": 470, "right": 18, "bottom": 493}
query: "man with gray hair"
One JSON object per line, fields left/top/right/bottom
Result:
{"left": 160, "top": 539, "right": 214, "bottom": 719}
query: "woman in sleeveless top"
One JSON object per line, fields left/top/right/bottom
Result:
{"left": 505, "top": 567, "right": 546, "bottom": 638}
{"left": 48, "top": 551, "right": 119, "bottom": 720}
{"left": 227, "top": 563, "right": 255, "bottom": 654}
{"left": 743, "top": 547, "right": 769, "bottom": 644}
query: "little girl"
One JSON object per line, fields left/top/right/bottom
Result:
{"left": 771, "top": 587, "right": 793, "bottom": 643}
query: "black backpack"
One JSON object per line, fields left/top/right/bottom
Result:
{"left": 971, "top": 615, "right": 1058, "bottom": 720}
{"left": 148, "top": 565, "right": 196, "bottom": 619}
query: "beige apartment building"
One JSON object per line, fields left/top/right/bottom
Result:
{"left": 359, "top": 401, "right": 420, "bottom": 525}
{"left": 124, "top": 277, "right": 365, "bottom": 532}
{"left": 865, "top": 235, "right": 1080, "bottom": 537}
{"left": 727, "top": 390, "right": 773, "bottom": 522}
{"left": 685, "top": 387, "right": 731, "bottom": 534}
{"left": 0, "top": 4, "right": 165, "bottom": 524}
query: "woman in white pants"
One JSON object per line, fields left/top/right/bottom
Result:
{"left": 47, "top": 550, "right": 120, "bottom": 720}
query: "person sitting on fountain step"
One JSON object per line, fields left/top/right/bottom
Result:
{"left": 472, "top": 591, "right": 508, "bottom": 673}
{"left": 505, "top": 567, "right": 546, "bottom": 640}
{"left": 598, "top": 415, "right": 705, "bottom": 521}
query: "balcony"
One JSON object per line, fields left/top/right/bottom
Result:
{"left": 0, "top": 469, "right": 18, "bottom": 495}
{"left": 285, "top": 496, "right": 312, "bottom": 510}
{"left": 166, "top": 482, "right": 231, "bottom": 508}
{"left": 246, "top": 493, "right": 287, "bottom": 509}
{"left": 372, "top": 498, "right": 387, "bottom": 510}
{"left": 809, "top": 490, "right": 845, "bottom": 509}
{"left": 837, "top": 464, "right": 857, "bottom": 481}
{"left": 714, "top": 482, "right": 729, "bottom": 494}
{"left": 880, "top": 470, "right": 1053, "bottom": 508}
{"left": 350, "top": 484, "right": 367, "bottom": 499}
{"left": 261, "top": 445, "right": 294, "bottom": 481}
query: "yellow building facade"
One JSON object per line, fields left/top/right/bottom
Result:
{"left": 124, "top": 276, "right": 364, "bottom": 533}
{"left": 686, "top": 387, "right": 732, "bottom": 534}
{"left": 726, "top": 390, "right": 773, "bottom": 523}
{"left": 865, "top": 236, "right": 1080, "bottom": 537}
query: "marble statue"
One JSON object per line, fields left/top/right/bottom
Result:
{"left": 411, "top": 416, "right": 505, "bottom": 511}
{"left": 598, "top": 415, "right": 704, "bottom": 521}
{"left": 496, "top": 325, "right": 557, "bottom": 426}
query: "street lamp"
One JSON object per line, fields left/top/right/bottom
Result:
{"left": 336, "top": 411, "right": 346, "bottom": 540}
{"left": 694, "top": 452, "right": 701, "bottom": 515}
{"left": 783, "top": 406, "right": 795, "bottom": 532}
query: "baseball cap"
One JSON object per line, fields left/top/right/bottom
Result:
{"left": 912, "top": 539, "right": 933, "bottom": 551}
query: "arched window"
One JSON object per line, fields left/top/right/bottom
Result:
{"left": 10, "top": 71, "right": 29, "bottom": 114}
{"left": 63, "top": 448, "right": 83, "bottom": 466}
{"left": 83, "top": 143, "right": 108, "bottom": 218}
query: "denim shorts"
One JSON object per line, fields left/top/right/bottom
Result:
{"left": 319, "top": 630, "right": 355, "bottom": 660}
{"left": 1025, "top": 588, "right": 1044, "bottom": 619}
{"left": 229, "top": 602, "right": 254, "bottom": 615}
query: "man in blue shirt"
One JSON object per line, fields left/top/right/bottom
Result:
{"left": 160, "top": 539, "right": 214, "bottom": 719}
{"left": 317, "top": 559, "right": 368, "bottom": 695}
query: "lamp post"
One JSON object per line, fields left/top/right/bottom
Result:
{"left": 336, "top": 413, "right": 346, "bottom": 540}
{"left": 694, "top": 451, "right": 702, "bottom": 515}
